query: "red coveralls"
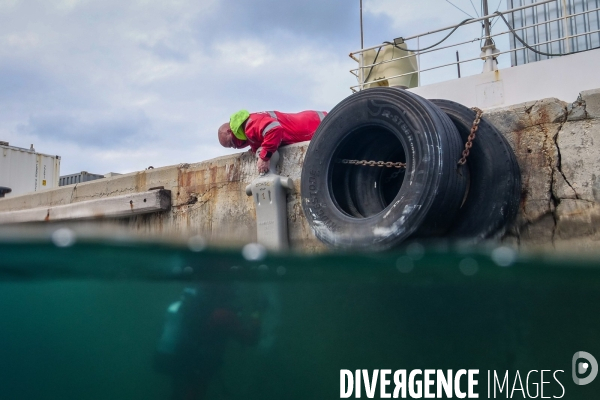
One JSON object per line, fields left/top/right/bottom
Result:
{"left": 244, "top": 110, "right": 327, "bottom": 161}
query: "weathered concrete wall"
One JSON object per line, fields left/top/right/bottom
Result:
{"left": 485, "top": 88, "right": 600, "bottom": 251}
{"left": 0, "top": 144, "right": 326, "bottom": 251}
{"left": 1, "top": 89, "right": 600, "bottom": 252}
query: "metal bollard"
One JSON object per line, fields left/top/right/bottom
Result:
{"left": 245, "top": 151, "right": 294, "bottom": 251}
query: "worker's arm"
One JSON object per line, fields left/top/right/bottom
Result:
{"left": 258, "top": 122, "right": 284, "bottom": 162}
{"left": 255, "top": 120, "right": 285, "bottom": 173}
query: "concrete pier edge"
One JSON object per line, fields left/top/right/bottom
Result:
{"left": 2, "top": 89, "right": 600, "bottom": 253}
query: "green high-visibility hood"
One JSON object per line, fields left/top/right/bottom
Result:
{"left": 230, "top": 110, "right": 250, "bottom": 140}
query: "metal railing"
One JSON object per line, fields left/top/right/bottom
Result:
{"left": 349, "top": 0, "right": 600, "bottom": 92}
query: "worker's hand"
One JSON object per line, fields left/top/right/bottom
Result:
{"left": 257, "top": 158, "right": 270, "bottom": 174}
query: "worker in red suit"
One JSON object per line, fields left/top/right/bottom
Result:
{"left": 218, "top": 110, "right": 327, "bottom": 174}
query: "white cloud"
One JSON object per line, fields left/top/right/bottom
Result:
{"left": 214, "top": 39, "right": 274, "bottom": 68}
{"left": 0, "top": 0, "right": 19, "bottom": 12}
{"left": 0, "top": 0, "right": 359, "bottom": 175}
{"left": 55, "top": 0, "right": 85, "bottom": 12}
{"left": 364, "top": 0, "right": 481, "bottom": 30}
{"left": 2, "top": 32, "right": 39, "bottom": 49}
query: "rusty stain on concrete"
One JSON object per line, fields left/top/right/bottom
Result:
{"left": 135, "top": 171, "right": 147, "bottom": 191}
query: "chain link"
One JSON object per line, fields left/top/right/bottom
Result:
{"left": 457, "top": 107, "right": 483, "bottom": 165}
{"left": 338, "top": 159, "right": 406, "bottom": 168}
{"left": 336, "top": 107, "right": 483, "bottom": 169}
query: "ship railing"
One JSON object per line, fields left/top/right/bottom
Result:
{"left": 349, "top": 0, "right": 600, "bottom": 92}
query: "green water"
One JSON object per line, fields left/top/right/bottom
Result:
{"left": 1, "top": 239, "right": 600, "bottom": 399}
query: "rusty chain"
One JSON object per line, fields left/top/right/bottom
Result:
{"left": 336, "top": 107, "right": 483, "bottom": 169}
{"left": 457, "top": 107, "right": 483, "bottom": 165}
{"left": 336, "top": 159, "right": 406, "bottom": 168}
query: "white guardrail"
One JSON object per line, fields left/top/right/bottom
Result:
{"left": 350, "top": 0, "right": 600, "bottom": 91}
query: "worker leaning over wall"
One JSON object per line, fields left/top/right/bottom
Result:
{"left": 218, "top": 110, "right": 327, "bottom": 173}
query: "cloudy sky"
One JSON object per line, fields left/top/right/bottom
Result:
{"left": 0, "top": 0, "right": 507, "bottom": 175}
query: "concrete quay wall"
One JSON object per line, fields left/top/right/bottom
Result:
{"left": 2, "top": 89, "right": 600, "bottom": 252}
{"left": 0, "top": 143, "right": 324, "bottom": 251}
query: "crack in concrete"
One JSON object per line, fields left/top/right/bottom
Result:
{"left": 553, "top": 113, "right": 581, "bottom": 201}
{"left": 545, "top": 104, "right": 593, "bottom": 245}
{"left": 175, "top": 182, "right": 229, "bottom": 210}
{"left": 523, "top": 102, "right": 565, "bottom": 247}
{"left": 106, "top": 188, "right": 134, "bottom": 197}
{"left": 546, "top": 109, "right": 567, "bottom": 246}
{"left": 70, "top": 184, "right": 77, "bottom": 203}
{"left": 524, "top": 101, "right": 536, "bottom": 114}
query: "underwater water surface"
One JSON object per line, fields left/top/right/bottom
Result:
{"left": 1, "top": 237, "right": 600, "bottom": 399}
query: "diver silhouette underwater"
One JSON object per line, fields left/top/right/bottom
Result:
{"left": 154, "top": 284, "right": 266, "bottom": 400}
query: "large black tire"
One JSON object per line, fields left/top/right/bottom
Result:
{"left": 301, "top": 88, "right": 467, "bottom": 250}
{"left": 430, "top": 99, "right": 521, "bottom": 240}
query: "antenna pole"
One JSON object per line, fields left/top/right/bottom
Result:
{"left": 360, "top": 0, "right": 364, "bottom": 49}
{"left": 481, "top": 0, "right": 498, "bottom": 72}
{"left": 482, "top": 0, "right": 493, "bottom": 46}
{"left": 359, "top": 0, "right": 365, "bottom": 89}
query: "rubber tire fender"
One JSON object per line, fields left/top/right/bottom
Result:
{"left": 300, "top": 88, "right": 467, "bottom": 250}
{"left": 430, "top": 99, "right": 521, "bottom": 240}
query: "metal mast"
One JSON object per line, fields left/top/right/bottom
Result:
{"left": 359, "top": 0, "right": 364, "bottom": 89}
{"left": 360, "top": 0, "right": 364, "bottom": 49}
{"left": 482, "top": 0, "right": 493, "bottom": 46}
{"left": 481, "top": 0, "right": 498, "bottom": 72}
